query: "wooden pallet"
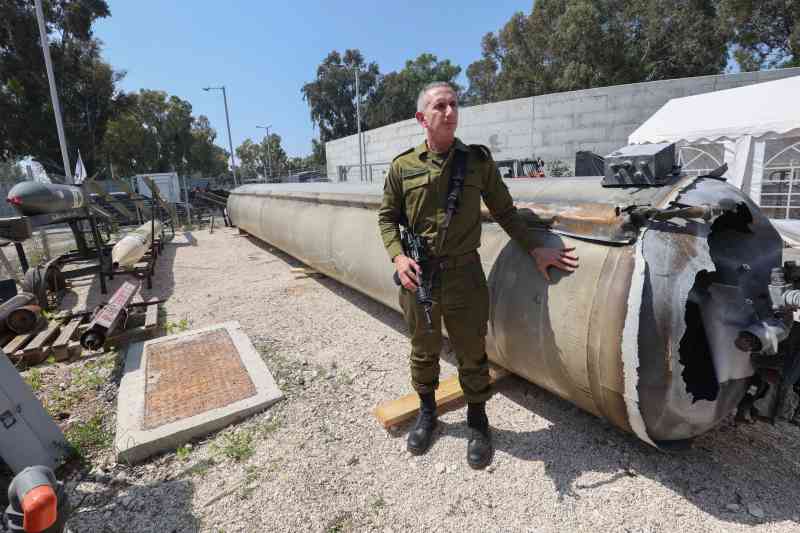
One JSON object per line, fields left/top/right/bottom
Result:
{"left": 373, "top": 366, "right": 509, "bottom": 429}
{"left": 3, "top": 301, "right": 164, "bottom": 368}
{"left": 3, "top": 318, "right": 53, "bottom": 368}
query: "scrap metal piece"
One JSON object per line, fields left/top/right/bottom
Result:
{"left": 80, "top": 280, "right": 140, "bottom": 350}
{"left": 6, "top": 304, "right": 42, "bottom": 335}
{"left": 0, "top": 293, "right": 37, "bottom": 326}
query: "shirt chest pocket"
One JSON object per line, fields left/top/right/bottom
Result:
{"left": 402, "top": 170, "right": 431, "bottom": 212}
{"left": 461, "top": 170, "right": 483, "bottom": 211}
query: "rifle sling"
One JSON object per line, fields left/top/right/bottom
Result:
{"left": 433, "top": 149, "right": 467, "bottom": 254}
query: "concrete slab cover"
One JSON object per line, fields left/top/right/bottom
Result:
{"left": 115, "top": 321, "right": 282, "bottom": 464}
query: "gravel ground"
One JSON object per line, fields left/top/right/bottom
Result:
{"left": 59, "top": 227, "right": 800, "bottom": 533}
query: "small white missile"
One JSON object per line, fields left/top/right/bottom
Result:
{"left": 111, "top": 219, "right": 162, "bottom": 268}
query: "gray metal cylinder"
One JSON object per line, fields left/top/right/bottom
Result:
{"left": 228, "top": 177, "right": 782, "bottom": 445}
{"left": 6, "top": 182, "right": 86, "bottom": 216}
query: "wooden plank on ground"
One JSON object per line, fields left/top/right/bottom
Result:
{"left": 23, "top": 321, "right": 60, "bottom": 354}
{"left": 67, "top": 341, "right": 82, "bottom": 361}
{"left": 144, "top": 303, "right": 159, "bottom": 329}
{"left": 51, "top": 317, "right": 84, "bottom": 361}
{"left": 374, "top": 366, "right": 509, "bottom": 429}
{"left": 4, "top": 329, "right": 39, "bottom": 356}
{"left": 291, "top": 267, "right": 324, "bottom": 278}
{"left": 21, "top": 321, "right": 61, "bottom": 365}
{"left": 4, "top": 320, "right": 46, "bottom": 365}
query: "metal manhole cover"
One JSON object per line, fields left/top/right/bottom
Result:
{"left": 143, "top": 328, "right": 256, "bottom": 429}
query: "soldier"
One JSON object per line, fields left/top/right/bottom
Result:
{"left": 378, "top": 81, "right": 579, "bottom": 469}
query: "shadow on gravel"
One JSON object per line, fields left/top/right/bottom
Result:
{"left": 67, "top": 477, "right": 201, "bottom": 532}
{"left": 245, "top": 234, "right": 410, "bottom": 335}
{"left": 484, "top": 374, "right": 800, "bottom": 526}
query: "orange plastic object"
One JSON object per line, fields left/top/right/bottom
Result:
{"left": 21, "top": 485, "right": 57, "bottom": 533}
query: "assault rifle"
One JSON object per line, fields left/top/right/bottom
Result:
{"left": 393, "top": 227, "right": 434, "bottom": 331}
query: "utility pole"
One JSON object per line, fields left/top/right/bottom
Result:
{"left": 354, "top": 68, "right": 364, "bottom": 181}
{"left": 330, "top": 64, "right": 365, "bottom": 181}
{"left": 34, "top": 0, "right": 72, "bottom": 182}
{"left": 203, "top": 86, "right": 239, "bottom": 186}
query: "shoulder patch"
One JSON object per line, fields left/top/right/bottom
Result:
{"left": 470, "top": 144, "right": 492, "bottom": 161}
{"left": 391, "top": 147, "right": 415, "bottom": 163}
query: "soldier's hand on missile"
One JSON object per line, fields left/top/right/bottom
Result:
{"left": 394, "top": 254, "right": 421, "bottom": 290}
{"left": 530, "top": 247, "right": 578, "bottom": 282}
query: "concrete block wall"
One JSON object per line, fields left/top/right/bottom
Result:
{"left": 326, "top": 67, "right": 800, "bottom": 181}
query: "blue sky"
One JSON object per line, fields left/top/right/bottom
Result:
{"left": 94, "top": 1, "right": 534, "bottom": 158}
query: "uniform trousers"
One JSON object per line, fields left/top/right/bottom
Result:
{"left": 399, "top": 252, "right": 491, "bottom": 403}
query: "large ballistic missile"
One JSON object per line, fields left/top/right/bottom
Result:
{"left": 111, "top": 219, "right": 162, "bottom": 268}
{"left": 227, "top": 169, "right": 791, "bottom": 447}
{"left": 6, "top": 182, "right": 86, "bottom": 216}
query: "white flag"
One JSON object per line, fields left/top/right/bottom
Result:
{"left": 74, "top": 150, "right": 87, "bottom": 184}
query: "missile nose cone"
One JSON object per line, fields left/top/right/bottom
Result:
{"left": 6, "top": 181, "right": 85, "bottom": 215}
{"left": 7, "top": 181, "right": 46, "bottom": 210}
{"left": 8, "top": 181, "right": 45, "bottom": 199}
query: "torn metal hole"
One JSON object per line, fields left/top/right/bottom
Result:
{"left": 680, "top": 270, "right": 720, "bottom": 403}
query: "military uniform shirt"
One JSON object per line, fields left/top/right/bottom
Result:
{"left": 378, "top": 138, "right": 538, "bottom": 260}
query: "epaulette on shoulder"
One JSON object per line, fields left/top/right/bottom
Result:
{"left": 470, "top": 144, "right": 492, "bottom": 161}
{"left": 392, "top": 147, "right": 415, "bottom": 163}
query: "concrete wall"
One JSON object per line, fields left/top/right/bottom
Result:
{"left": 326, "top": 67, "right": 800, "bottom": 182}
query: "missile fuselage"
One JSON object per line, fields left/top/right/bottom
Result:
{"left": 6, "top": 182, "right": 86, "bottom": 216}
{"left": 227, "top": 176, "right": 783, "bottom": 447}
{"left": 111, "top": 220, "right": 162, "bottom": 268}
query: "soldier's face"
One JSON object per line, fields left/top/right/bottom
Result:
{"left": 416, "top": 87, "right": 458, "bottom": 138}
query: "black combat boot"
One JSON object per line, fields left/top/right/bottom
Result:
{"left": 407, "top": 392, "right": 437, "bottom": 455}
{"left": 466, "top": 402, "right": 493, "bottom": 469}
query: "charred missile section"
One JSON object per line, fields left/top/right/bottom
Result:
{"left": 227, "top": 143, "right": 797, "bottom": 447}
{"left": 6, "top": 181, "right": 86, "bottom": 216}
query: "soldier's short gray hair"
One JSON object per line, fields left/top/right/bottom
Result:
{"left": 416, "top": 82, "right": 456, "bottom": 113}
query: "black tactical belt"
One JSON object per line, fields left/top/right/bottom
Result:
{"left": 435, "top": 250, "right": 480, "bottom": 271}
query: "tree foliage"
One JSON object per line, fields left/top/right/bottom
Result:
{"left": 0, "top": 159, "right": 25, "bottom": 184}
{"left": 719, "top": 0, "right": 799, "bottom": 70}
{"left": 465, "top": 0, "right": 729, "bottom": 103}
{"left": 236, "top": 133, "right": 287, "bottom": 178}
{"left": 0, "top": 0, "right": 125, "bottom": 176}
{"left": 301, "top": 49, "right": 380, "bottom": 143}
{"left": 103, "top": 90, "right": 228, "bottom": 177}
{"left": 364, "top": 53, "right": 461, "bottom": 129}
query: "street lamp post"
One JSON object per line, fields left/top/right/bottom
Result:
{"left": 330, "top": 64, "right": 365, "bottom": 181}
{"left": 256, "top": 125, "right": 272, "bottom": 181}
{"left": 203, "top": 85, "right": 239, "bottom": 186}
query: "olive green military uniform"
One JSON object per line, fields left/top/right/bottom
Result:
{"left": 378, "top": 138, "right": 539, "bottom": 403}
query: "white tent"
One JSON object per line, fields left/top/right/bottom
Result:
{"left": 629, "top": 75, "right": 800, "bottom": 239}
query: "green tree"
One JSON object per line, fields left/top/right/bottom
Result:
{"left": 103, "top": 90, "right": 227, "bottom": 177}
{"left": 236, "top": 134, "right": 287, "bottom": 179}
{"left": 0, "top": 0, "right": 123, "bottom": 176}
{"left": 301, "top": 49, "right": 380, "bottom": 142}
{"left": 309, "top": 138, "right": 326, "bottom": 167}
{"left": 187, "top": 115, "right": 229, "bottom": 177}
{"left": 466, "top": 1, "right": 728, "bottom": 103}
{"left": 364, "top": 53, "right": 462, "bottom": 128}
{"left": 0, "top": 160, "right": 25, "bottom": 184}
{"left": 719, "top": 0, "right": 799, "bottom": 70}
